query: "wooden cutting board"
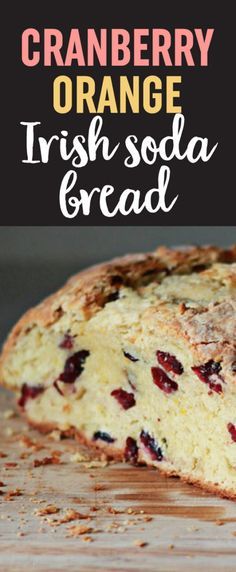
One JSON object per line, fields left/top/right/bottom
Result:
{"left": 0, "top": 389, "right": 236, "bottom": 572}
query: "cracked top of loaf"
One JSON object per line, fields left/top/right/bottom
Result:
{"left": 1, "top": 245, "right": 236, "bottom": 386}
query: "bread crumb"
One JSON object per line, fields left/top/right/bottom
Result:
{"left": 33, "top": 456, "right": 61, "bottom": 467}
{"left": 84, "top": 460, "right": 108, "bottom": 469}
{"left": 4, "top": 462, "right": 18, "bottom": 469}
{"left": 93, "top": 484, "right": 106, "bottom": 491}
{"left": 35, "top": 505, "right": 60, "bottom": 516}
{"left": 67, "top": 525, "right": 93, "bottom": 537}
{"left": 70, "top": 452, "right": 90, "bottom": 463}
{"left": 19, "top": 435, "right": 36, "bottom": 448}
{"left": 82, "top": 536, "right": 93, "bottom": 542}
{"left": 133, "top": 539, "right": 148, "bottom": 547}
{"left": 107, "top": 506, "right": 122, "bottom": 514}
{"left": 58, "top": 509, "right": 91, "bottom": 524}
{"left": 49, "top": 430, "right": 61, "bottom": 442}
{"left": 4, "top": 489, "right": 23, "bottom": 501}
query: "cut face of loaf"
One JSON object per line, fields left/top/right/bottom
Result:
{"left": 1, "top": 245, "right": 236, "bottom": 499}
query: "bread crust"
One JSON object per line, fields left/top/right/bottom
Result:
{"left": 1, "top": 244, "right": 236, "bottom": 382}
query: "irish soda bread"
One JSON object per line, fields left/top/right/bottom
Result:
{"left": 1, "top": 246, "right": 236, "bottom": 499}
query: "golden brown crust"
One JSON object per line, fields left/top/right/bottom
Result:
{"left": 1, "top": 244, "right": 236, "bottom": 382}
{"left": 27, "top": 414, "right": 236, "bottom": 501}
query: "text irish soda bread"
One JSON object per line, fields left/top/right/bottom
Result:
{"left": 0, "top": 246, "right": 236, "bottom": 499}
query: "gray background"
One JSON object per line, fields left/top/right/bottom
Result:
{"left": 0, "top": 226, "right": 235, "bottom": 346}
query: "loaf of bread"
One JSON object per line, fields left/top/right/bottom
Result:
{"left": 1, "top": 245, "right": 236, "bottom": 499}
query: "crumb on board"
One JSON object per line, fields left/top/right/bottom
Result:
{"left": 84, "top": 460, "right": 109, "bottom": 469}
{"left": 4, "top": 462, "right": 18, "bottom": 469}
{"left": 58, "top": 510, "right": 91, "bottom": 524}
{"left": 34, "top": 508, "right": 92, "bottom": 526}
{"left": 81, "top": 536, "right": 93, "bottom": 542}
{"left": 18, "top": 435, "right": 44, "bottom": 450}
{"left": 35, "top": 505, "right": 60, "bottom": 516}
{"left": 3, "top": 488, "right": 23, "bottom": 501}
{"left": 93, "top": 484, "right": 106, "bottom": 491}
{"left": 33, "top": 455, "right": 61, "bottom": 467}
{"left": 67, "top": 525, "right": 93, "bottom": 537}
{"left": 141, "top": 516, "right": 153, "bottom": 522}
{"left": 133, "top": 539, "right": 148, "bottom": 547}
{"left": 108, "top": 506, "right": 123, "bottom": 515}
{"left": 49, "top": 430, "right": 61, "bottom": 441}
{"left": 70, "top": 452, "right": 90, "bottom": 463}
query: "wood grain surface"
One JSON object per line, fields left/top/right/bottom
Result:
{"left": 0, "top": 389, "right": 236, "bottom": 572}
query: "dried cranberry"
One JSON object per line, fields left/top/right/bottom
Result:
{"left": 124, "top": 437, "right": 139, "bottom": 464}
{"left": 93, "top": 431, "right": 115, "bottom": 443}
{"left": 209, "top": 382, "right": 223, "bottom": 394}
{"left": 59, "top": 350, "right": 90, "bottom": 383}
{"left": 111, "top": 388, "right": 136, "bottom": 409}
{"left": 157, "top": 351, "right": 183, "bottom": 375}
{"left": 192, "top": 360, "right": 221, "bottom": 380}
{"left": 123, "top": 351, "right": 139, "bottom": 362}
{"left": 151, "top": 367, "right": 178, "bottom": 394}
{"left": 192, "top": 360, "right": 223, "bottom": 394}
{"left": 140, "top": 430, "right": 163, "bottom": 461}
{"left": 59, "top": 333, "right": 74, "bottom": 350}
{"left": 18, "top": 384, "right": 44, "bottom": 408}
{"left": 227, "top": 423, "right": 236, "bottom": 442}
